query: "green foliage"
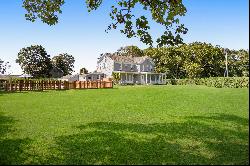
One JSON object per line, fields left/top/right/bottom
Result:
{"left": 180, "top": 42, "right": 225, "bottom": 78}
{"left": 52, "top": 53, "right": 75, "bottom": 76}
{"left": 166, "top": 77, "right": 249, "bottom": 88}
{"left": 22, "top": 0, "right": 64, "bottom": 25}
{"left": 144, "top": 46, "right": 186, "bottom": 78}
{"left": 22, "top": 0, "right": 188, "bottom": 47}
{"left": 80, "top": 67, "right": 89, "bottom": 74}
{"left": 112, "top": 72, "right": 121, "bottom": 84}
{"left": 0, "top": 59, "right": 10, "bottom": 75}
{"left": 16, "top": 45, "right": 52, "bottom": 78}
{"left": 116, "top": 45, "right": 144, "bottom": 57}
{"left": 144, "top": 42, "right": 248, "bottom": 79}
{"left": 0, "top": 86, "right": 248, "bottom": 164}
{"left": 225, "top": 49, "right": 249, "bottom": 77}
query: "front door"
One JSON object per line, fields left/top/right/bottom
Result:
{"left": 141, "top": 75, "right": 144, "bottom": 84}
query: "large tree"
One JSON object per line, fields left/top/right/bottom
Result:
{"left": 225, "top": 49, "right": 249, "bottom": 77}
{"left": 179, "top": 42, "right": 225, "bottom": 78}
{"left": 116, "top": 45, "right": 144, "bottom": 57}
{"left": 144, "top": 46, "right": 186, "bottom": 78}
{"left": 0, "top": 59, "right": 10, "bottom": 75}
{"left": 16, "top": 45, "right": 52, "bottom": 78}
{"left": 22, "top": 0, "right": 188, "bottom": 47}
{"left": 80, "top": 67, "right": 89, "bottom": 75}
{"left": 144, "top": 42, "right": 226, "bottom": 78}
{"left": 52, "top": 53, "right": 75, "bottom": 76}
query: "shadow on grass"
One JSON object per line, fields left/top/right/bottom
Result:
{"left": 0, "top": 113, "right": 32, "bottom": 165}
{"left": 0, "top": 90, "right": 50, "bottom": 96}
{"left": 187, "top": 113, "right": 249, "bottom": 127}
{"left": 0, "top": 88, "right": 117, "bottom": 95}
{"left": 52, "top": 113, "right": 248, "bottom": 165}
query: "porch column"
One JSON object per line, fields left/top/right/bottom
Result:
{"left": 126, "top": 73, "right": 127, "bottom": 83}
{"left": 146, "top": 73, "right": 148, "bottom": 84}
{"left": 120, "top": 73, "right": 122, "bottom": 84}
{"left": 150, "top": 74, "right": 151, "bottom": 84}
{"left": 132, "top": 73, "right": 134, "bottom": 83}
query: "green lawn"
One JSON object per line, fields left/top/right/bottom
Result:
{"left": 0, "top": 85, "right": 249, "bottom": 165}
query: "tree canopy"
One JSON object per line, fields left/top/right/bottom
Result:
{"left": 144, "top": 43, "right": 249, "bottom": 78}
{"left": 52, "top": 53, "right": 75, "bottom": 76}
{"left": 16, "top": 45, "right": 75, "bottom": 78}
{"left": 116, "top": 45, "right": 144, "bottom": 57}
{"left": 0, "top": 59, "right": 10, "bottom": 75}
{"left": 16, "top": 45, "right": 52, "bottom": 78}
{"left": 22, "top": 0, "right": 188, "bottom": 47}
{"left": 80, "top": 67, "right": 89, "bottom": 74}
{"left": 103, "top": 43, "right": 248, "bottom": 79}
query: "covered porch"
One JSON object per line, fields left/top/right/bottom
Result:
{"left": 113, "top": 71, "right": 166, "bottom": 85}
{"left": 140, "top": 72, "right": 166, "bottom": 84}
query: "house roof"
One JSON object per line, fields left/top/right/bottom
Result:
{"left": 0, "top": 75, "right": 21, "bottom": 79}
{"left": 107, "top": 54, "right": 151, "bottom": 64}
{"left": 61, "top": 75, "right": 73, "bottom": 79}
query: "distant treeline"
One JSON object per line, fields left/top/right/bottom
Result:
{"left": 114, "top": 42, "right": 249, "bottom": 79}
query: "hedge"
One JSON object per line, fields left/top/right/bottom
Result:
{"left": 166, "top": 77, "right": 249, "bottom": 88}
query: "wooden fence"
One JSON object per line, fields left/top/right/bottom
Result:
{"left": 0, "top": 80, "right": 113, "bottom": 92}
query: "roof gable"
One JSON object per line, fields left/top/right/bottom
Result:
{"left": 107, "top": 54, "right": 152, "bottom": 64}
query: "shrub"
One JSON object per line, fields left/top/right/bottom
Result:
{"left": 166, "top": 77, "right": 249, "bottom": 88}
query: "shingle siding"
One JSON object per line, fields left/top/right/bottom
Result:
{"left": 140, "top": 59, "right": 154, "bottom": 72}
{"left": 96, "top": 54, "right": 165, "bottom": 85}
{"left": 97, "top": 56, "right": 114, "bottom": 77}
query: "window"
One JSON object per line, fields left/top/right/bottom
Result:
{"left": 137, "top": 65, "right": 140, "bottom": 71}
{"left": 119, "top": 63, "right": 122, "bottom": 71}
{"left": 150, "top": 65, "right": 153, "bottom": 71}
{"left": 128, "top": 75, "right": 132, "bottom": 81}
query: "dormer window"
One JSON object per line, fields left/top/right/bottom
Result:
{"left": 118, "top": 63, "right": 122, "bottom": 71}
{"left": 149, "top": 65, "right": 153, "bottom": 71}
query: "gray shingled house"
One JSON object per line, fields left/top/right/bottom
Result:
{"left": 96, "top": 53, "right": 166, "bottom": 84}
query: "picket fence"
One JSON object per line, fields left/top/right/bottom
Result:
{"left": 0, "top": 79, "right": 113, "bottom": 92}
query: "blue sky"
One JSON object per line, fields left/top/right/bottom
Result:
{"left": 0, "top": 0, "right": 249, "bottom": 75}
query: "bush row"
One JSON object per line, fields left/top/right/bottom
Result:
{"left": 166, "top": 77, "right": 249, "bottom": 88}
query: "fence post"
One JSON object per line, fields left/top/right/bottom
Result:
{"left": 4, "top": 80, "right": 8, "bottom": 91}
{"left": 41, "top": 80, "right": 44, "bottom": 91}
{"left": 19, "top": 80, "right": 22, "bottom": 92}
{"left": 28, "top": 80, "right": 30, "bottom": 91}
{"left": 58, "top": 80, "right": 60, "bottom": 90}
{"left": 15, "top": 80, "right": 17, "bottom": 91}
{"left": 9, "top": 79, "right": 11, "bottom": 91}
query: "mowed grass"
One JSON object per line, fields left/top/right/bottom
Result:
{"left": 0, "top": 85, "right": 249, "bottom": 165}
